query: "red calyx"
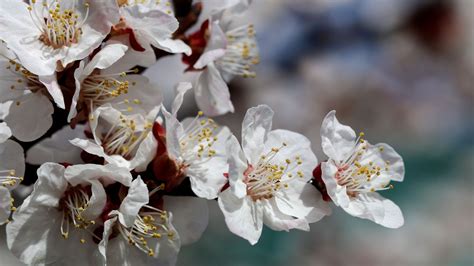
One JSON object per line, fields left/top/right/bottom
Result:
{"left": 182, "top": 20, "right": 210, "bottom": 70}
{"left": 312, "top": 163, "right": 331, "bottom": 202}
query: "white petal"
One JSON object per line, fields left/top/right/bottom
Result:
{"left": 163, "top": 196, "right": 209, "bottom": 246}
{"left": 5, "top": 93, "right": 54, "bottom": 142}
{"left": 82, "top": 43, "right": 128, "bottom": 76}
{"left": 262, "top": 199, "right": 310, "bottom": 231}
{"left": 69, "top": 138, "right": 130, "bottom": 169}
{"left": 194, "top": 63, "right": 234, "bottom": 116}
{"left": 26, "top": 125, "right": 86, "bottom": 165}
{"left": 129, "top": 131, "right": 158, "bottom": 172}
{"left": 171, "top": 82, "right": 193, "bottom": 116}
{"left": 0, "top": 0, "right": 56, "bottom": 76}
{"left": 194, "top": 21, "right": 227, "bottom": 69}
{"left": 118, "top": 177, "right": 149, "bottom": 228}
{"left": 39, "top": 74, "right": 65, "bottom": 109}
{"left": 226, "top": 135, "right": 247, "bottom": 198}
{"left": 162, "top": 106, "right": 184, "bottom": 160}
{"left": 275, "top": 181, "right": 331, "bottom": 223}
{"left": 0, "top": 122, "right": 11, "bottom": 142}
{"left": 30, "top": 163, "right": 67, "bottom": 208}
{"left": 264, "top": 129, "right": 318, "bottom": 182}
{"left": 106, "top": 36, "right": 156, "bottom": 71}
{"left": 64, "top": 163, "right": 133, "bottom": 187}
{"left": 357, "top": 193, "right": 404, "bottom": 228}
{"left": 0, "top": 186, "right": 11, "bottom": 225}
{"left": 241, "top": 105, "right": 274, "bottom": 164}
{"left": 320, "top": 161, "right": 339, "bottom": 202}
{"left": 320, "top": 110, "right": 357, "bottom": 163}
{"left": 218, "top": 190, "right": 263, "bottom": 245}
{"left": 98, "top": 216, "right": 117, "bottom": 263}
{"left": 0, "top": 140, "right": 25, "bottom": 179}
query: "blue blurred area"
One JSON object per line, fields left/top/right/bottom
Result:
{"left": 178, "top": 0, "right": 474, "bottom": 265}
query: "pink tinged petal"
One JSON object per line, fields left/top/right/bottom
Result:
{"left": 276, "top": 181, "right": 331, "bottom": 224}
{"left": 39, "top": 74, "right": 64, "bottom": 109}
{"left": 119, "top": 176, "right": 149, "bottom": 228}
{"left": 320, "top": 110, "right": 357, "bottom": 163}
{"left": 163, "top": 196, "right": 209, "bottom": 246}
{"left": 262, "top": 199, "right": 310, "bottom": 232}
{"left": 194, "top": 63, "right": 234, "bottom": 116}
{"left": 241, "top": 104, "right": 274, "bottom": 164}
{"left": 0, "top": 122, "right": 12, "bottom": 143}
{"left": 0, "top": 186, "right": 11, "bottom": 225}
{"left": 226, "top": 135, "right": 247, "bottom": 198}
{"left": 30, "top": 163, "right": 67, "bottom": 208}
{"left": 26, "top": 125, "right": 86, "bottom": 165}
{"left": 5, "top": 93, "right": 53, "bottom": 142}
{"left": 171, "top": 82, "right": 193, "bottom": 116}
{"left": 64, "top": 163, "right": 133, "bottom": 187}
{"left": 194, "top": 21, "right": 227, "bottom": 69}
{"left": 218, "top": 189, "right": 263, "bottom": 245}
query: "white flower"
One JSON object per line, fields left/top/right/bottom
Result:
{"left": 0, "top": 0, "right": 119, "bottom": 77}
{"left": 0, "top": 44, "right": 55, "bottom": 141}
{"left": 218, "top": 105, "right": 331, "bottom": 245}
{"left": 116, "top": 0, "right": 191, "bottom": 55}
{"left": 70, "top": 104, "right": 159, "bottom": 171}
{"left": 320, "top": 110, "right": 405, "bottom": 228}
{"left": 185, "top": 2, "right": 259, "bottom": 116}
{"left": 6, "top": 162, "right": 132, "bottom": 265}
{"left": 0, "top": 123, "right": 24, "bottom": 225}
{"left": 69, "top": 43, "right": 163, "bottom": 123}
{"left": 99, "top": 177, "right": 208, "bottom": 265}
{"left": 161, "top": 82, "right": 231, "bottom": 199}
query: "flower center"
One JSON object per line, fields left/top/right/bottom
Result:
{"left": 216, "top": 24, "right": 259, "bottom": 78}
{"left": 245, "top": 143, "right": 304, "bottom": 201}
{"left": 335, "top": 133, "right": 393, "bottom": 197}
{"left": 0, "top": 169, "right": 23, "bottom": 189}
{"left": 99, "top": 115, "right": 152, "bottom": 159}
{"left": 28, "top": 0, "right": 89, "bottom": 49}
{"left": 118, "top": 205, "right": 176, "bottom": 257}
{"left": 81, "top": 69, "right": 141, "bottom": 114}
{"left": 58, "top": 185, "right": 97, "bottom": 243}
{"left": 178, "top": 112, "right": 218, "bottom": 165}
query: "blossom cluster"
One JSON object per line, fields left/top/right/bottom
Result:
{"left": 0, "top": 0, "right": 405, "bottom": 265}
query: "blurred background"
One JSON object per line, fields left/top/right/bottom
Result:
{"left": 1, "top": 0, "right": 473, "bottom": 265}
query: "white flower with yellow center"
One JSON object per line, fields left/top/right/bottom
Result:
{"left": 0, "top": 0, "right": 119, "bottom": 77}
{"left": 161, "top": 82, "right": 231, "bottom": 199}
{"left": 116, "top": 0, "right": 191, "bottom": 55}
{"left": 0, "top": 44, "right": 56, "bottom": 141}
{"left": 69, "top": 43, "right": 163, "bottom": 122}
{"left": 0, "top": 122, "right": 24, "bottom": 225}
{"left": 70, "top": 104, "right": 159, "bottom": 171}
{"left": 320, "top": 111, "right": 405, "bottom": 228}
{"left": 6, "top": 162, "right": 132, "bottom": 265}
{"left": 99, "top": 177, "right": 208, "bottom": 265}
{"left": 191, "top": 2, "right": 259, "bottom": 116}
{"left": 218, "top": 105, "right": 331, "bottom": 245}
